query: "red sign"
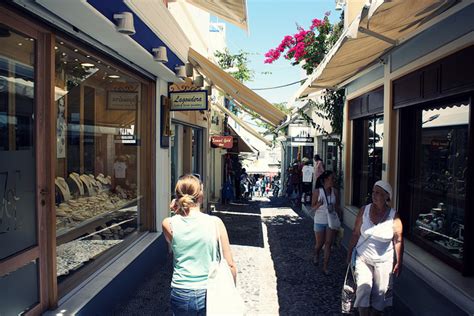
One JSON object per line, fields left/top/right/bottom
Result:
{"left": 211, "top": 136, "right": 233, "bottom": 149}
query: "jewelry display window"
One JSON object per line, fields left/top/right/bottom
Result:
{"left": 53, "top": 39, "right": 147, "bottom": 288}
{"left": 404, "top": 102, "right": 469, "bottom": 267}
{"left": 400, "top": 100, "right": 471, "bottom": 269}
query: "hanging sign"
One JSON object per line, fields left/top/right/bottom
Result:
{"left": 211, "top": 136, "right": 233, "bottom": 149}
{"left": 169, "top": 90, "right": 208, "bottom": 111}
{"left": 291, "top": 137, "right": 314, "bottom": 143}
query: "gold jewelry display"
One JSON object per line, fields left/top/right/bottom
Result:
{"left": 55, "top": 177, "right": 71, "bottom": 201}
{"left": 80, "top": 174, "right": 96, "bottom": 196}
{"left": 69, "top": 172, "right": 84, "bottom": 195}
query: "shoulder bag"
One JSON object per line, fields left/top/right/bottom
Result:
{"left": 207, "top": 218, "right": 245, "bottom": 316}
{"left": 324, "top": 188, "right": 341, "bottom": 229}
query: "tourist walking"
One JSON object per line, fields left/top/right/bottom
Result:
{"left": 313, "top": 154, "right": 325, "bottom": 190}
{"left": 162, "top": 174, "right": 237, "bottom": 315}
{"left": 346, "top": 180, "right": 403, "bottom": 316}
{"left": 311, "top": 171, "right": 341, "bottom": 275}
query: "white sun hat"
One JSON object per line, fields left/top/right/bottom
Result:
{"left": 374, "top": 180, "right": 392, "bottom": 201}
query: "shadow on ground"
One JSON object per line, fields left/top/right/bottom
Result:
{"left": 213, "top": 199, "right": 264, "bottom": 248}
{"left": 264, "top": 197, "right": 346, "bottom": 315}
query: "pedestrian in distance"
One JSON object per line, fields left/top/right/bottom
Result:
{"left": 311, "top": 170, "right": 341, "bottom": 275}
{"left": 313, "top": 154, "right": 325, "bottom": 190}
{"left": 346, "top": 180, "right": 403, "bottom": 316}
{"left": 162, "top": 174, "right": 237, "bottom": 316}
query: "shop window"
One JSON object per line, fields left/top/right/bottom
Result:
{"left": 352, "top": 115, "right": 384, "bottom": 207}
{"left": 0, "top": 25, "right": 37, "bottom": 261}
{"left": 400, "top": 101, "right": 469, "bottom": 268}
{"left": 53, "top": 39, "right": 148, "bottom": 291}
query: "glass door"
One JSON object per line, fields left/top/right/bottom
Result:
{"left": 0, "top": 9, "right": 52, "bottom": 314}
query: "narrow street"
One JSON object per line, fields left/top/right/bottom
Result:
{"left": 111, "top": 197, "right": 346, "bottom": 315}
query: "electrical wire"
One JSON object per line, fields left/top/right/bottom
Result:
{"left": 250, "top": 79, "right": 306, "bottom": 91}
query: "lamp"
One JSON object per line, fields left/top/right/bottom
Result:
{"left": 335, "top": 0, "right": 345, "bottom": 11}
{"left": 204, "top": 85, "right": 212, "bottom": 96}
{"left": 113, "top": 12, "right": 136, "bottom": 35}
{"left": 175, "top": 66, "right": 187, "bottom": 79}
{"left": 185, "top": 62, "right": 194, "bottom": 77}
{"left": 193, "top": 75, "right": 204, "bottom": 88}
{"left": 152, "top": 46, "right": 168, "bottom": 63}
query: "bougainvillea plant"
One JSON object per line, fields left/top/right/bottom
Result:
{"left": 264, "top": 12, "right": 340, "bottom": 75}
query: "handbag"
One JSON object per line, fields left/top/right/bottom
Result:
{"left": 341, "top": 262, "right": 357, "bottom": 313}
{"left": 323, "top": 188, "right": 341, "bottom": 229}
{"left": 206, "top": 219, "right": 245, "bottom": 316}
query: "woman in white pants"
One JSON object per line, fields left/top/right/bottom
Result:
{"left": 347, "top": 180, "right": 403, "bottom": 316}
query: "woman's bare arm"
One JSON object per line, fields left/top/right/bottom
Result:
{"left": 217, "top": 218, "right": 237, "bottom": 283}
{"left": 162, "top": 217, "right": 172, "bottom": 244}
{"left": 392, "top": 213, "right": 404, "bottom": 276}
{"left": 347, "top": 207, "right": 364, "bottom": 263}
{"left": 311, "top": 190, "right": 322, "bottom": 211}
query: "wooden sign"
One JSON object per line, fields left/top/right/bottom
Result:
{"left": 211, "top": 136, "right": 233, "bottom": 149}
{"left": 169, "top": 90, "right": 208, "bottom": 111}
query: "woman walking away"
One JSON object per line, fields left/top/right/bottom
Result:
{"left": 312, "top": 154, "right": 325, "bottom": 190}
{"left": 162, "top": 174, "right": 237, "bottom": 316}
{"left": 347, "top": 180, "right": 403, "bottom": 316}
{"left": 311, "top": 171, "right": 341, "bottom": 275}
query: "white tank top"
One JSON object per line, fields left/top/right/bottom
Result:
{"left": 356, "top": 204, "right": 396, "bottom": 263}
{"left": 314, "top": 188, "right": 336, "bottom": 224}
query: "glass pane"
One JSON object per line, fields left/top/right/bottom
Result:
{"left": 0, "top": 25, "right": 37, "bottom": 260}
{"left": 0, "top": 260, "right": 39, "bottom": 315}
{"left": 54, "top": 39, "right": 144, "bottom": 280}
{"left": 352, "top": 115, "right": 384, "bottom": 207}
{"left": 412, "top": 103, "right": 468, "bottom": 264}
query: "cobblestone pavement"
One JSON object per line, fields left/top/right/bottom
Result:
{"left": 111, "top": 197, "right": 346, "bottom": 315}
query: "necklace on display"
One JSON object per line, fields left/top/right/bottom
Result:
{"left": 55, "top": 177, "right": 71, "bottom": 201}
{"left": 69, "top": 173, "right": 84, "bottom": 195}
{"left": 80, "top": 174, "right": 95, "bottom": 196}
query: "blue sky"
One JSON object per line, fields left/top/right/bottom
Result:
{"left": 215, "top": 0, "right": 340, "bottom": 105}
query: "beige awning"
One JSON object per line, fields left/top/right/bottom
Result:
{"left": 214, "top": 102, "right": 272, "bottom": 146}
{"left": 297, "top": 0, "right": 462, "bottom": 98}
{"left": 188, "top": 48, "right": 287, "bottom": 127}
{"left": 185, "top": 0, "right": 248, "bottom": 31}
{"left": 228, "top": 125, "right": 254, "bottom": 153}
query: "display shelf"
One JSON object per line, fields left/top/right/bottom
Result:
{"left": 56, "top": 197, "right": 138, "bottom": 246}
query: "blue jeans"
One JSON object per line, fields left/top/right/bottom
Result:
{"left": 170, "top": 287, "right": 206, "bottom": 316}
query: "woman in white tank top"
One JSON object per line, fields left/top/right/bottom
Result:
{"left": 347, "top": 180, "right": 403, "bottom": 316}
{"left": 310, "top": 171, "right": 341, "bottom": 275}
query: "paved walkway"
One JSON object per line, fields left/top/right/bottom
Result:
{"left": 111, "top": 197, "right": 346, "bottom": 315}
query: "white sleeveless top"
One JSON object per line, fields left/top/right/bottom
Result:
{"left": 314, "top": 188, "right": 336, "bottom": 224}
{"left": 356, "top": 204, "right": 396, "bottom": 263}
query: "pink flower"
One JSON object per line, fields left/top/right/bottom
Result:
{"left": 310, "top": 18, "right": 322, "bottom": 30}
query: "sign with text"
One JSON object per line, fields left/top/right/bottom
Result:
{"left": 107, "top": 91, "right": 138, "bottom": 110}
{"left": 211, "top": 136, "right": 233, "bottom": 149}
{"left": 291, "top": 137, "right": 314, "bottom": 143}
{"left": 169, "top": 90, "right": 208, "bottom": 111}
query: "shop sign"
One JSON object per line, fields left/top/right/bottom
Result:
{"left": 291, "top": 137, "right": 314, "bottom": 143}
{"left": 169, "top": 90, "right": 208, "bottom": 111}
{"left": 211, "top": 136, "right": 233, "bottom": 149}
{"left": 431, "top": 139, "right": 449, "bottom": 149}
{"left": 114, "top": 134, "right": 137, "bottom": 144}
{"left": 107, "top": 91, "right": 138, "bottom": 110}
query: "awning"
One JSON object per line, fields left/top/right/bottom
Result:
{"left": 214, "top": 102, "right": 272, "bottom": 146}
{"left": 228, "top": 125, "right": 254, "bottom": 153}
{"left": 188, "top": 48, "right": 287, "bottom": 127}
{"left": 297, "top": 0, "right": 462, "bottom": 98}
{"left": 185, "top": 0, "right": 248, "bottom": 32}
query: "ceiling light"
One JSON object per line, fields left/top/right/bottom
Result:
{"left": 175, "top": 66, "right": 186, "bottom": 79}
{"left": 108, "top": 75, "right": 120, "bottom": 79}
{"left": 81, "top": 62, "right": 95, "bottom": 67}
{"left": 74, "top": 49, "right": 78, "bottom": 52}
{"left": 152, "top": 46, "right": 168, "bottom": 63}
{"left": 113, "top": 12, "right": 136, "bottom": 35}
